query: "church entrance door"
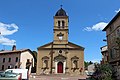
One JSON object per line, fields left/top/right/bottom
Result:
{"left": 57, "top": 62, "right": 63, "bottom": 73}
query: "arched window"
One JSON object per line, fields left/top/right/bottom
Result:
{"left": 71, "top": 56, "right": 79, "bottom": 69}
{"left": 62, "top": 21, "right": 65, "bottom": 27}
{"left": 42, "top": 56, "right": 49, "bottom": 69}
{"left": 44, "top": 60, "right": 48, "bottom": 68}
{"left": 58, "top": 21, "right": 60, "bottom": 27}
{"left": 73, "top": 60, "right": 78, "bottom": 68}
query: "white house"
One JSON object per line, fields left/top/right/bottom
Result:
{"left": 0, "top": 45, "right": 34, "bottom": 74}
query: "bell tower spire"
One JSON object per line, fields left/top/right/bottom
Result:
{"left": 53, "top": 7, "right": 69, "bottom": 44}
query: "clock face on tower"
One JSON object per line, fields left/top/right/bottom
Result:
{"left": 57, "top": 32, "right": 64, "bottom": 41}
{"left": 58, "top": 36, "right": 63, "bottom": 40}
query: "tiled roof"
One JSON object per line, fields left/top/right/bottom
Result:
{"left": 0, "top": 49, "right": 32, "bottom": 54}
{"left": 55, "top": 8, "right": 67, "bottom": 16}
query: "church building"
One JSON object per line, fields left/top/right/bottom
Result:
{"left": 37, "top": 7, "right": 85, "bottom": 75}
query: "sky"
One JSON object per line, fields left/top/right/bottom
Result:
{"left": 0, "top": 0, "right": 120, "bottom": 62}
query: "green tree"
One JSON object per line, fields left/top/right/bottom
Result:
{"left": 89, "top": 61, "right": 93, "bottom": 64}
{"left": 84, "top": 61, "right": 93, "bottom": 69}
{"left": 93, "top": 64, "right": 113, "bottom": 80}
{"left": 84, "top": 61, "right": 89, "bottom": 68}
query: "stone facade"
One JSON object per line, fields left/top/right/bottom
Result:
{"left": 103, "top": 11, "right": 120, "bottom": 79}
{"left": 36, "top": 8, "right": 85, "bottom": 75}
{"left": 100, "top": 45, "right": 109, "bottom": 64}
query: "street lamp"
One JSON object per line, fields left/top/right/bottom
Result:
{"left": 103, "top": 39, "right": 107, "bottom": 42}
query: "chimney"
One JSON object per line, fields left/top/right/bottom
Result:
{"left": 12, "top": 45, "right": 16, "bottom": 51}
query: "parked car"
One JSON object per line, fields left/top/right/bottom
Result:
{"left": 0, "top": 71, "right": 21, "bottom": 80}
{"left": 5, "top": 69, "right": 29, "bottom": 80}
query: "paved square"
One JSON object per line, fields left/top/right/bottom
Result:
{"left": 29, "top": 74, "right": 87, "bottom": 80}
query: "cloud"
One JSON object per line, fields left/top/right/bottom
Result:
{"left": 0, "top": 22, "right": 19, "bottom": 35}
{"left": 0, "top": 36, "right": 16, "bottom": 46}
{"left": 0, "top": 22, "right": 18, "bottom": 46}
{"left": 91, "top": 59, "right": 100, "bottom": 63}
{"left": 115, "top": 8, "right": 120, "bottom": 13}
{"left": 83, "top": 22, "right": 108, "bottom": 31}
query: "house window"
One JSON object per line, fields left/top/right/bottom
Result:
{"left": 109, "top": 26, "right": 112, "bottom": 32}
{"left": 8, "top": 66, "right": 10, "bottom": 69}
{"left": 117, "top": 28, "right": 120, "bottom": 37}
{"left": 16, "top": 57, "right": 18, "bottom": 62}
{"left": 110, "top": 48, "right": 113, "bottom": 59}
{"left": 62, "top": 21, "right": 65, "bottom": 27}
{"left": 8, "top": 58, "right": 11, "bottom": 62}
{"left": 2, "top": 65, "right": 4, "bottom": 70}
{"left": 110, "top": 24, "right": 114, "bottom": 32}
{"left": 26, "top": 59, "right": 31, "bottom": 70}
{"left": 58, "top": 21, "right": 60, "bottom": 27}
{"left": 9, "top": 64, "right": 14, "bottom": 69}
{"left": 110, "top": 48, "right": 116, "bottom": 59}
{"left": 3, "top": 58, "right": 5, "bottom": 63}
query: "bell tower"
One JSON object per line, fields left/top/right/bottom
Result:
{"left": 53, "top": 7, "right": 69, "bottom": 45}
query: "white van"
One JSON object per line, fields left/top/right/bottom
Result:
{"left": 5, "top": 69, "right": 29, "bottom": 80}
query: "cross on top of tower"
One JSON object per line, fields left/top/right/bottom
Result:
{"left": 60, "top": 5, "right": 63, "bottom": 8}
{"left": 55, "top": 5, "right": 67, "bottom": 16}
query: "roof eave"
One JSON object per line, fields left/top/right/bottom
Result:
{"left": 68, "top": 42, "right": 85, "bottom": 50}
{"left": 103, "top": 11, "right": 120, "bottom": 31}
{"left": 37, "top": 42, "right": 53, "bottom": 50}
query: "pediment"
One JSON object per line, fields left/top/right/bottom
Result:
{"left": 37, "top": 41, "right": 84, "bottom": 50}
{"left": 67, "top": 42, "right": 84, "bottom": 50}
{"left": 71, "top": 56, "right": 79, "bottom": 60}
{"left": 42, "top": 56, "right": 49, "bottom": 60}
{"left": 37, "top": 42, "right": 53, "bottom": 50}
{"left": 54, "top": 55, "right": 66, "bottom": 61}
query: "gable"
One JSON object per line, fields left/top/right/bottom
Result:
{"left": 21, "top": 51, "right": 33, "bottom": 58}
{"left": 103, "top": 11, "right": 120, "bottom": 31}
{"left": 37, "top": 42, "right": 53, "bottom": 50}
{"left": 37, "top": 41, "right": 84, "bottom": 50}
{"left": 68, "top": 42, "right": 84, "bottom": 50}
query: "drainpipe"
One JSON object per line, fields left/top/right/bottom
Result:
{"left": 50, "top": 42, "right": 54, "bottom": 74}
